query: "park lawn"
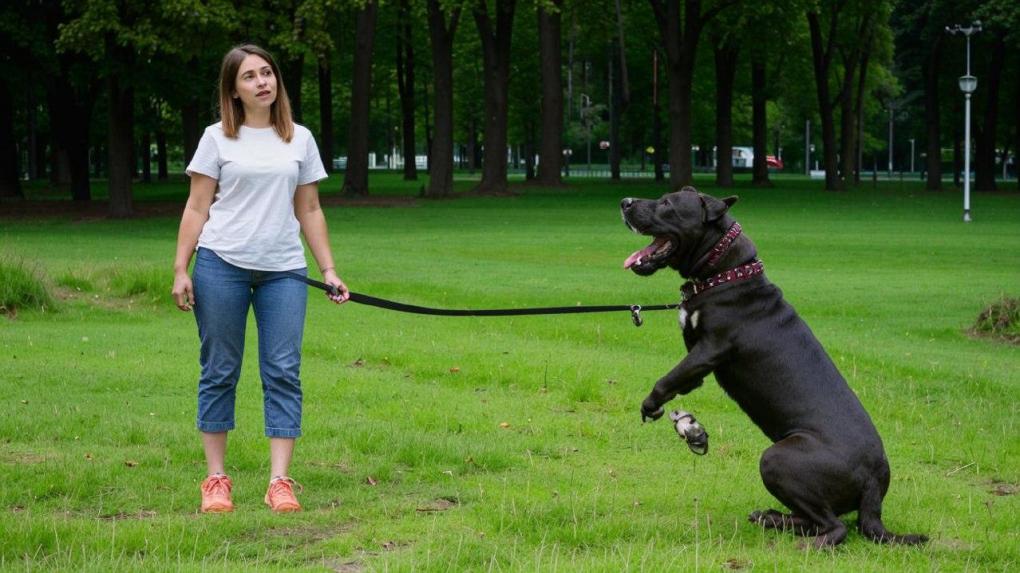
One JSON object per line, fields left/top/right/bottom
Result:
{"left": 1, "top": 174, "right": 1018, "bottom": 571}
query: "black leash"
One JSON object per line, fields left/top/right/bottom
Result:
{"left": 286, "top": 272, "right": 678, "bottom": 327}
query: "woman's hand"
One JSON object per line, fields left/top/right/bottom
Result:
{"left": 172, "top": 271, "right": 195, "bottom": 311}
{"left": 322, "top": 269, "right": 349, "bottom": 304}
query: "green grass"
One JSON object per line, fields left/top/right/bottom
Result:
{"left": 1, "top": 173, "right": 1018, "bottom": 571}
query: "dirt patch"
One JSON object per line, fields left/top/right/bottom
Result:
{"left": 97, "top": 510, "right": 158, "bottom": 521}
{"left": 415, "top": 497, "right": 459, "bottom": 512}
{"left": 0, "top": 451, "right": 51, "bottom": 465}
{"left": 988, "top": 480, "right": 1018, "bottom": 496}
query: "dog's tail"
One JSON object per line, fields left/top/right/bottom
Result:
{"left": 858, "top": 479, "right": 929, "bottom": 546}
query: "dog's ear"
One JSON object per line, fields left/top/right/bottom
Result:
{"left": 701, "top": 194, "right": 738, "bottom": 222}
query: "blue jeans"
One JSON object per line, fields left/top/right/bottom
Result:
{"left": 192, "top": 248, "right": 308, "bottom": 438}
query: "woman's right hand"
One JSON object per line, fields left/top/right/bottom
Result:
{"left": 172, "top": 272, "right": 195, "bottom": 311}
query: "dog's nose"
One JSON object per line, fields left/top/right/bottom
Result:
{"left": 621, "top": 198, "right": 634, "bottom": 210}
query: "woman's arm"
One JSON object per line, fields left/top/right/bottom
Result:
{"left": 294, "top": 182, "right": 349, "bottom": 304}
{"left": 171, "top": 174, "right": 217, "bottom": 311}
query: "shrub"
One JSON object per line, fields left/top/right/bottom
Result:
{"left": 972, "top": 297, "right": 1020, "bottom": 344}
{"left": 108, "top": 267, "right": 170, "bottom": 302}
{"left": 0, "top": 257, "right": 55, "bottom": 314}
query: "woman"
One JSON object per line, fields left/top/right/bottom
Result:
{"left": 171, "top": 44, "right": 348, "bottom": 513}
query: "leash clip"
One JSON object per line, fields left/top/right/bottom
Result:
{"left": 630, "top": 305, "right": 643, "bottom": 327}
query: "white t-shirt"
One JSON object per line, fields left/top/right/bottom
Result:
{"left": 186, "top": 122, "right": 328, "bottom": 271}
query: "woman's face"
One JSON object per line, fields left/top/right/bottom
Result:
{"left": 233, "top": 54, "right": 277, "bottom": 114}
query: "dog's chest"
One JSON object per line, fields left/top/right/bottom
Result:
{"left": 678, "top": 306, "right": 701, "bottom": 334}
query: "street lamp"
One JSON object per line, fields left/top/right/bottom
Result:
{"left": 947, "top": 21, "right": 981, "bottom": 222}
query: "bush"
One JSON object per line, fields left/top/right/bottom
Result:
{"left": 0, "top": 257, "right": 55, "bottom": 314}
{"left": 972, "top": 297, "right": 1020, "bottom": 344}
{"left": 108, "top": 267, "right": 170, "bottom": 302}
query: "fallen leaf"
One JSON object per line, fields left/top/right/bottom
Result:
{"left": 84, "top": 453, "right": 93, "bottom": 461}
{"left": 449, "top": 367, "right": 460, "bottom": 373}
{"left": 499, "top": 422, "right": 510, "bottom": 429}
{"left": 124, "top": 460, "right": 138, "bottom": 467}
{"left": 351, "top": 358, "right": 365, "bottom": 367}
{"left": 365, "top": 476, "right": 378, "bottom": 486}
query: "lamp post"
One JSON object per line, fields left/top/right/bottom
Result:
{"left": 909, "top": 138, "right": 915, "bottom": 174}
{"left": 947, "top": 21, "right": 981, "bottom": 222}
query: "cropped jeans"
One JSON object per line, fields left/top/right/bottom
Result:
{"left": 192, "top": 248, "right": 308, "bottom": 438}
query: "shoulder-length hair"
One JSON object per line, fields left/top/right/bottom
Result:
{"left": 218, "top": 44, "right": 294, "bottom": 142}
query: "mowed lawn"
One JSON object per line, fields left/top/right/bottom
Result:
{"left": 1, "top": 174, "right": 1018, "bottom": 571}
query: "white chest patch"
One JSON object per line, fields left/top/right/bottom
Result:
{"left": 691, "top": 310, "right": 701, "bottom": 329}
{"left": 679, "top": 308, "right": 688, "bottom": 330}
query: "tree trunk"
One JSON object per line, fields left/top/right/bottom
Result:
{"left": 651, "top": 0, "right": 716, "bottom": 188}
{"left": 536, "top": 0, "right": 564, "bottom": 185}
{"left": 141, "top": 130, "right": 152, "bottom": 183}
{"left": 974, "top": 34, "right": 1004, "bottom": 192}
{"left": 473, "top": 0, "right": 516, "bottom": 194}
{"left": 181, "top": 96, "right": 201, "bottom": 167}
{"left": 652, "top": 49, "right": 665, "bottom": 182}
{"left": 750, "top": 58, "right": 771, "bottom": 187}
{"left": 47, "top": 67, "right": 92, "bottom": 197}
{"left": 27, "top": 90, "right": 40, "bottom": 180}
{"left": 952, "top": 97, "right": 961, "bottom": 187}
{"left": 397, "top": 0, "right": 418, "bottom": 181}
{"left": 0, "top": 80, "right": 21, "bottom": 198}
{"left": 807, "top": 9, "right": 841, "bottom": 191}
{"left": 318, "top": 57, "right": 334, "bottom": 174}
{"left": 426, "top": 0, "right": 460, "bottom": 196}
{"left": 107, "top": 72, "right": 134, "bottom": 217}
{"left": 342, "top": 1, "right": 378, "bottom": 196}
{"left": 284, "top": 54, "right": 304, "bottom": 123}
{"left": 713, "top": 42, "right": 738, "bottom": 187}
{"left": 156, "top": 129, "right": 168, "bottom": 180}
{"left": 924, "top": 35, "right": 942, "bottom": 190}
{"left": 840, "top": 15, "right": 873, "bottom": 186}
{"left": 853, "top": 42, "right": 871, "bottom": 185}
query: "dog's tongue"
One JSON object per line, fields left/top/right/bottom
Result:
{"left": 624, "top": 237, "right": 668, "bottom": 269}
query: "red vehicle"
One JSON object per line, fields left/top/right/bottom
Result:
{"left": 766, "top": 155, "right": 784, "bottom": 169}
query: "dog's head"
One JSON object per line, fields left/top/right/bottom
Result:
{"left": 620, "top": 186, "right": 737, "bottom": 277}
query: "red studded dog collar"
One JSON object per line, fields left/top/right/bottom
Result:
{"left": 682, "top": 259, "right": 765, "bottom": 302}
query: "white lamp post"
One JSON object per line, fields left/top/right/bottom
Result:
{"left": 947, "top": 21, "right": 981, "bottom": 222}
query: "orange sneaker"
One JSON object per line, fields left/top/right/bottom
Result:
{"left": 265, "top": 476, "right": 303, "bottom": 512}
{"left": 200, "top": 474, "right": 234, "bottom": 513}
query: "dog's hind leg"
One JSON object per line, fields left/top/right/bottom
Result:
{"left": 857, "top": 474, "right": 929, "bottom": 545}
{"left": 757, "top": 436, "right": 850, "bottom": 548}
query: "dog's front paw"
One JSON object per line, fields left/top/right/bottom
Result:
{"left": 641, "top": 397, "right": 665, "bottom": 422}
{"left": 670, "top": 410, "right": 709, "bottom": 455}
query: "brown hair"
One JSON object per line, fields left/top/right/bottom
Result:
{"left": 218, "top": 44, "right": 294, "bottom": 142}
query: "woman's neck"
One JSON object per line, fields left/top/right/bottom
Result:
{"left": 242, "top": 107, "right": 272, "bottom": 128}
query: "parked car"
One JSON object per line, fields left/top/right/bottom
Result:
{"left": 766, "top": 155, "right": 783, "bottom": 169}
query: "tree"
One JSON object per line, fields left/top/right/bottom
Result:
{"left": 649, "top": 0, "right": 735, "bottom": 188}
{"left": 806, "top": 1, "right": 891, "bottom": 191}
{"left": 473, "top": 0, "right": 516, "bottom": 194}
{"left": 343, "top": 1, "right": 379, "bottom": 196}
{"left": 536, "top": 0, "right": 565, "bottom": 185}
{"left": 426, "top": 0, "right": 462, "bottom": 196}
{"left": 706, "top": 8, "right": 742, "bottom": 187}
{"left": 396, "top": 0, "right": 418, "bottom": 180}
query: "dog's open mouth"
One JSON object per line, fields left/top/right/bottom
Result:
{"left": 624, "top": 236, "right": 675, "bottom": 270}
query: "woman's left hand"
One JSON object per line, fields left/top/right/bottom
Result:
{"left": 323, "top": 269, "right": 349, "bottom": 304}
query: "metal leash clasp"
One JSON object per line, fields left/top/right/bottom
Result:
{"left": 630, "top": 305, "right": 643, "bottom": 327}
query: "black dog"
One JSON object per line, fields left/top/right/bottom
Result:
{"left": 621, "top": 187, "right": 927, "bottom": 548}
